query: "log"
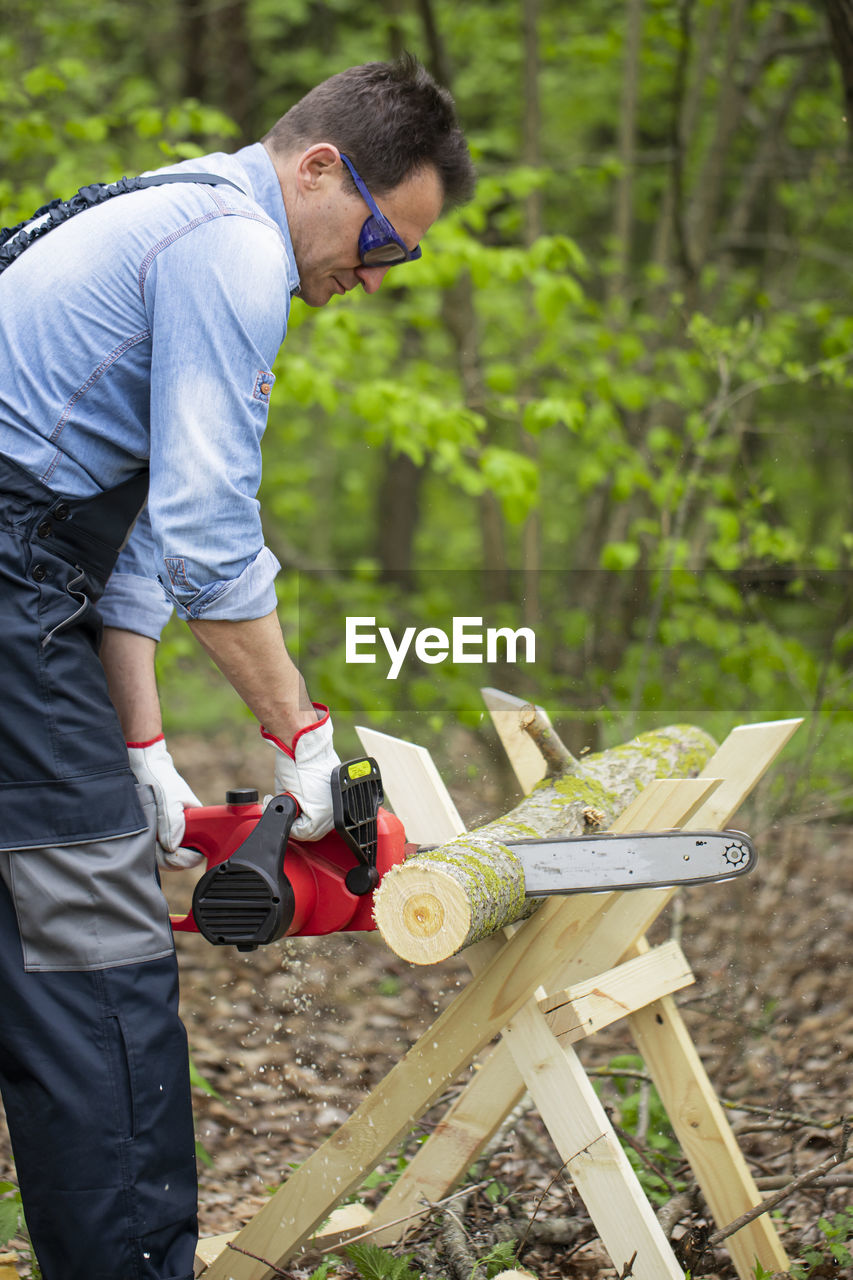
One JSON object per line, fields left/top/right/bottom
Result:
{"left": 372, "top": 724, "right": 716, "bottom": 964}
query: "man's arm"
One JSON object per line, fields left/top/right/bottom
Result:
{"left": 102, "top": 614, "right": 335, "bottom": 845}
{"left": 100, "top": 627, "right": 162, "bottom": 742}
{"left": 188, "top": 610, "right": 315, "bottom": 741}
{"left": 101, "top": 613, "right": 316, "bottom": 745}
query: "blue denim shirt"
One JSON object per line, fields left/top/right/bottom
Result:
{"left": 0, "top": 143, "right": 301, "bottom": 637}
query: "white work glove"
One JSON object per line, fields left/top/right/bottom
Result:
{"left": 126, "top": 734, "right": 205, "bottom": 870}
{"left": 260, "top": 703, "right": 340, "bottom": 840}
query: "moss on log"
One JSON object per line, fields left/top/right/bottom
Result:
{"left": 373, "top": 724, "right": 716, "bottom": 964}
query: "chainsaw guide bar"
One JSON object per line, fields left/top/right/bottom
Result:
{"left": 504, "top": 829, "right": 756, "bottom": 897}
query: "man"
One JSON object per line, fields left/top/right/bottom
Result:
{"left": 0, "top": 54, "right": 474, "bottom": 1279}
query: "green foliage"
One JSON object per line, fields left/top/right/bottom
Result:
{"left": 594, "top": 1056, "right": 684, "bottom": 1206}
{"left": 470, "top": 1240, "right": 527, "bottom": 1278}
{"left": 0, "top": 1180, "right": 39, "bottom": 1276}
{"left": 789, "top": 1207, "right": 853, "bottom": 1277}
{"left": 344, "top": 1241, "right": 421, "bottom": 1280}
{"left": 188, "top": 1052, "right": 225, "bottom": 1167}
{"left": 4, "top": 0, "right": 851, "bottom": 812}
{"left": 308, "top": 1260, "right": 339, "bottom": 1280}
{"left": 0, "top": 1181, "right": 21, "bottom": 1248}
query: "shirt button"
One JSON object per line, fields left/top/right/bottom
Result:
{"left": 32, "top": 564, "right": 47, "bottom": 582}
{"left": 37, "top": 520, "right": 52, "bottom": 537}
{"left": 260, "top": 382, "right": 271, "bottom": 395}
{"left": 54, "top": 502, "right": 70, "bottom": 520}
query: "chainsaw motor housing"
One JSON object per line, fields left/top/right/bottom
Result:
{"left": 171, "top": 759, "right": 410, "bottom": 950}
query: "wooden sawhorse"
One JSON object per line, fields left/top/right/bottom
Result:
{"left": 199, "top": 702, "right": 800, "bottom": 1280}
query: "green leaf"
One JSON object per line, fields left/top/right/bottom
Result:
{"left": 478, "top": 447, "right": 539, "bottom": 523}
{"left": 23, "top": 65, "right": 66, "bottom": 96}
{"left": 345, "top": 1241, "right": 418, "bottom": 1280}
{"left": 0, "top": 1197, "right": 20, "bottom": 1246}
{"left": 189, "top": 1052, "right": 222, "bottom": 1100}
{"left": 600, "top": 541, "right": 641, "bottom": 571}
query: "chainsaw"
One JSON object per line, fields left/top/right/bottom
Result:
{"left": 169, "top": 758, "right": 756, "bottom": 951}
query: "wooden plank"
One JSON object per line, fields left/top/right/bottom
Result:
{"left": 369, "top": 722, "right": 798, "bottom": 1277}
{"left": 355, "top": 725, "right": 465, "bottom": 844}
{"left": 627, "top": 945, "right": 788, "bottom": 1279}
{"left": 480, "top": 686, "right": 550, "bottom": 793}
{"left": 541, "top": 725, "right": 797, "bottom": 1276}
{"left": 695, "top": 718, "right": 802, "bottom": 828}
{"left": 543, "top": 940, "right": 694, "bottom": 1040}
{"left": 207, "top": 717, "right": 797, "bottom": 1278}
{"left": 195, "top": 1234, "right": 237, "bottom": 1275}
{"left": 205, "top": 777, "right": 703, "bottom": 1276}
{"left": 459, "top": 779, "right": 728, "bottom": 1280}
{"left": 203, "top": 890, "right": 612, "bottom": 1279}
{"left": 501, "top": 1003, "right": 684, "bottom": 1280}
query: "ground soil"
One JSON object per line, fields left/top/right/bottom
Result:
{"left": 1, "top": 730, "right": 851, "bottom": 1279}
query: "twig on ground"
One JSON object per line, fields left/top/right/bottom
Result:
{"left": 440, "top": 1192, "right": 475, "bottom": 1280}
{"left": 706, "top": 1122, "right": 851, "bottom": 1250}
{"left": 618, "top": 1250, "right": 638, "bottom": 1278}
{"left": 317, "top": 1180, "right": 492, "bottom": 1253}
{"left": 657, "top": 1190, "right": 694, "bottom": 1238}
{"left": 590, "top": 1066, "right": 852, "bottom": 1133}
{"left": 225, "top": 1240, "right": 293, "bottom": 1277}
{"left": 493, "top": 1216, "right": 582, "bottom": 1247}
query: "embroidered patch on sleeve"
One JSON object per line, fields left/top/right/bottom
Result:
{"left": 253, "top": 370, "right": 276, "bottom": 402}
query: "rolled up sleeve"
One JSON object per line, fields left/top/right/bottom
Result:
{"left": 140, "top": 211, "right": 291, "bottom": 622}
{"left": 100, "top": 507, "right": 174, "bottom": 639}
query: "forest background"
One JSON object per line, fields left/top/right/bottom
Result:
{"left": 2, "top": 0, "right": 852, "bottom": 817}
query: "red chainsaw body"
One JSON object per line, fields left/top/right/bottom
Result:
{"left": 170, "top": 799, "right": 411, "bottom": 938}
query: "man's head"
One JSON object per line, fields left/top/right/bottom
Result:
{"left": 263, "top": 55, "right": 475, "bottom": 307}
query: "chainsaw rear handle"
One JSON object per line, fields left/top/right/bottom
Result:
{"left": 170, "top": 759, "right": 411, "bottom": 948}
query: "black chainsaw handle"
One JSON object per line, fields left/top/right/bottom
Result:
{"left": 191, "top": 792, "right": 299, "bottom": 951}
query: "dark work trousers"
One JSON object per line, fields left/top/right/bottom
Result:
{"left": 0, "top": 456, "right": 198, "bottom": 1277}
{"left": 0, "top": 866, "right": 199, "bottom": 1279}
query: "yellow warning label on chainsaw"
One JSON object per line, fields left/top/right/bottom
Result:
{"left": 348, "top": 760, "right": 372, "bottom": 780}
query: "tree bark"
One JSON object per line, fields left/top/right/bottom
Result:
{"left": 373, "top": 723, "right": 717, "bottom": 963}
{"left": 375, "top": 448, "right": 424, "bottom": 589}
{"left": 824, "top": 0, "right": 853, "bottom": 149}
{"left": 610, "top": 0, "right": 645, "bottom": 299}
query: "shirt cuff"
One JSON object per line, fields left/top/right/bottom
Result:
{"left": 99, "top": 572, "right": 175, "bottom": 641}
{"left": 168, "top": 545, "right": 282, "bottom": 621}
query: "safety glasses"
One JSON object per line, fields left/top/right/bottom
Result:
{"left": 340, "top": 153, "right": 423, "bottom": 267}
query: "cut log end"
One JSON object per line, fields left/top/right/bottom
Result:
{"left": 374, "top": 866, "right": 473, "bottom": 964}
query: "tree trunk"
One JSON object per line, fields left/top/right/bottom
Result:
{"left": 373, "top": 723, "right": 716, "bottom": 963}
{"left": 824, "top": 0, "right": 853, "bottom": 149}
{"left": 375, "top": 448, "right": 424, "bottom": 588}
{"left": 521, "top": 0, "right": 542, "bottom": 627}
{"left": 610, "top": 0, "right": 644, "bottom": 299}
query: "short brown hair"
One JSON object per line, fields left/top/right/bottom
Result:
{"left": 263, "top": 54, "right": 475, "bottom": 209}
